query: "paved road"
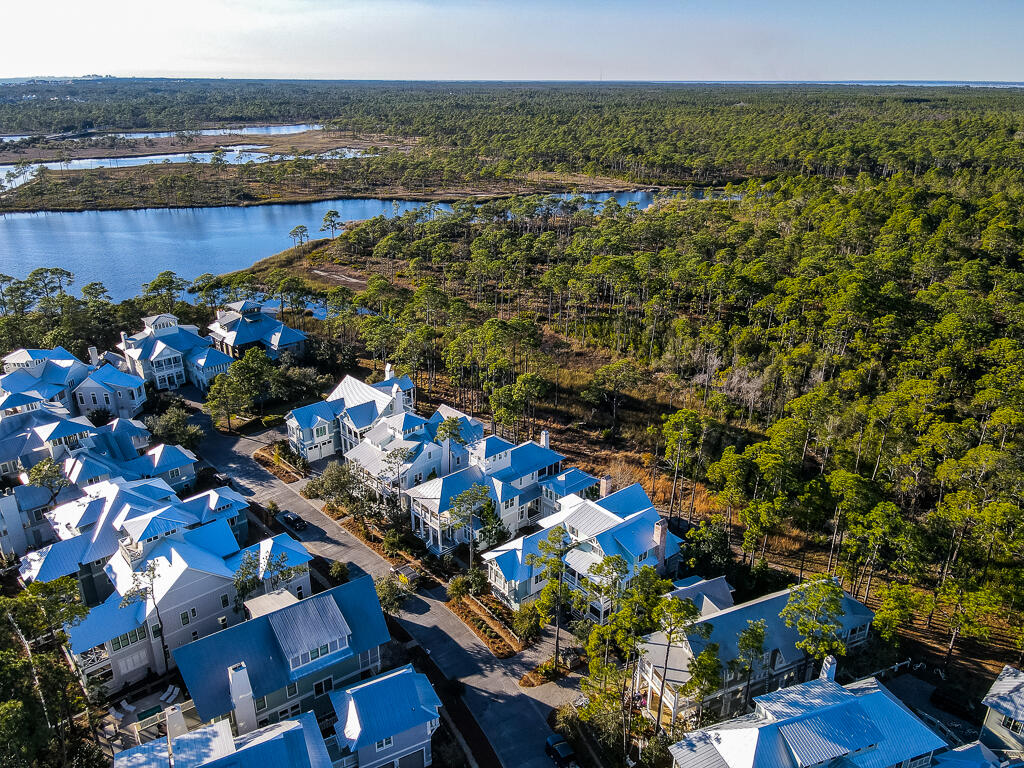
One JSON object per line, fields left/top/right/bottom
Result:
{"left": 191, "top": 410, "right": 577, "bottom": 768}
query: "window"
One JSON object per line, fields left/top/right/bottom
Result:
{"left": 190, "top": 631, "right": 198, "bottom": 642}
{"left": 534, "top": 573, "right": 545, "bottom": 585}
{"left": 315, "top": 425, "right": 327, "bottom": 438}
{"left": 218, "top": 617, "right": 227, "bottom": 629}
{"left": 180, "top": 611, "right": 190, "bottom": 626}
{"left": 151, "top": 623, "right": 162, "bottom": 638}
{"left": 1002, "top": 715, "right": 1024, "bottom": 735}
{"left": 169, "top": 468, "right": 180, "bottom": 479}
{"left": 375, "top": 737, "right": 393, "bottom": 752}
{"left": 191, "top": 607, "right": 197, "bottom": 618}
{"left": 286, "top": 682, "right": 298, "bottom": 698}
{"left": 278, "top": 708, "right": 290, "bottom": 720}
{"left": 221, "top": 594, "right": 229, "bottom": 608}
{"left": 314, "top": 678, "right": 334, "bottom": 697}
{"left": 78, "top": 394, "right": 85, "bottom": 404}
{"left": 296, "top": 585, "right": 304, "bottom": 599}
{"left": 91, "top": 393, "right": 98, "bottom": 405}
{"left": 255, "top": 696, "right": 267, "bottom": 712}
{"left": 104, "top": 394, "right": 110, "bottom": 405}
{"left": 290, "top": 704, "right": 300, "bottom": 716}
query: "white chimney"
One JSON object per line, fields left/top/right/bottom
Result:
{"left": 599, "top": 475, "right": 612, "bottom": 498}
{"left": 228, "top": 662, "right": 258, "bottom": 735}
{"left": 384, "top": 362, "right": 393, "bottom": 380}
{"left": 654, "top": 518, "right": 667, "bottom": 572}
{"left": 819, "top": 655, "right": 837, "bottom": 681}
{"left": 88, "top": 346, "right": 99, "bottom": 367}
{"left": 539, "top": 429, "right": 550, "bottom": 449}
{"left": 119, "top": 331, "right": 129, "bottom": 349}
{"left": 164, "top": 704, "right": 187, "bottom": 739}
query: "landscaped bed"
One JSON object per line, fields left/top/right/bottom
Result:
{"left": 252, "top": 445, "right": 302, "bottom": 483}
{"left": 447, "top": 598, "right": 515, "bottom": 658}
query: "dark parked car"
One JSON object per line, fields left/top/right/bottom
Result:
{"left": 280, "top": 512, "right": 307, "bottom": 531}
{"left": 545, "top": 734, "right": 578, "bottom": 768}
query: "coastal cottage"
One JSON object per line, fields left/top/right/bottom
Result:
{"left": 207, "top": 301, "right": 307, "bottom": 360}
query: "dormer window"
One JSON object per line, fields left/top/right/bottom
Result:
{"left": 289, "top": 637, "right": 344, "bottom": 670}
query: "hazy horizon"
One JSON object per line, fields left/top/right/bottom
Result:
{"left": 2, "top": 0, "right": 1022, "bottom": 82}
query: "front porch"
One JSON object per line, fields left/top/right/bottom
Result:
{"left": 410, "top": 504, "right": 459, "bottom": 555}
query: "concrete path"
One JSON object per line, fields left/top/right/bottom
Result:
{"left": 192, "top": 412, "right": 578, "bottom": 768}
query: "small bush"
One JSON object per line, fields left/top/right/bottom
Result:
{"left": 466, "top": 567, "right": 489, "bottom": 596}
{"left": 448, "top": 575, "right": 470, "bottom": 601}
{"left": 329, "top": 560, "right": 350, "bottom": 584}
{"left": 513, "top": 604, "right": 542, "bottom": 644}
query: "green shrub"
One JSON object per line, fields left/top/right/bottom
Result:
{"left": 382, "top": 529, "right": 402, "bottom": 557}
{"left": 329, "top": 560, "right": 350, "bottom": 584}
{"left": 448, "top": 575, "right": 470, "bottom": 601}
{"left": 466, "top": 567, "right": 488, "bottom": 596}
{"left": 513, "top": 604, "right": 543, "bottom": 643}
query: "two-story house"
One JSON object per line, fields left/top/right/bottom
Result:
{"left": 73, "top": 363, "right": 147, "bottom": 419}
{"left": 668, "top": 664, "right": 946, "bottom": 768}
{"left": 636, "top": 579, "right": 874, "bottom": 731}
{"left": 0, "top": 405, "right": 98, "bottom": 482}
{"left": 408, "top": 432, "right": 597, "bottom": 556}
{"left": 287, "top": 372, "right": 413, "bottom": 463}
{"left": 483, "top": 483, "right": 680, "bottom": 621}
{"left": 173, "top": 577, "right": 390, "bottom": 734}
{"left": 207, "top": 301, "right": 307, "bottom": 360}
{"left": 113, "top": 709, "right": 331, "bottom": 768}
{"left": 326, "top": 664, "right": 442, "bottom": 768}
{"left": 64, "top": 517, "right": 311, "bottom": 692}
{"left": 20, "top": 476, "right": 250, "bottom": 606}
{"left": 1, "top": 346, "right": 92, "bottom": 415}
{"left": 119, "top": 314, "right": 228, "bottom": 391}
{"left": 344, "top": 405, "right": 485, "bottom": 500}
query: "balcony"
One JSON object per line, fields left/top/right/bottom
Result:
{"left": 76, "top": 644, "right": 110, "bottom": 671}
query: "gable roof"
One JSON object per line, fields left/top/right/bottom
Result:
{"left": 642, "top": 583, "right": 875, "bottom": 691}
{"left": 982, "top": 665, "right": 1024, "bottom": 721}
{"left": 80, "top": 364, "right": 144, "bottom": 392}
{"left": 330, "top": 664, "right": 441, "bottom": 751}
{"left": 669, "top": 677, "right": 945, "bottom": 768}
{"left": 173, "top": 577, "right": 389, "bottom": 722}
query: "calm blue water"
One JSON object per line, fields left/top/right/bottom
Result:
{"left": 0, "top": 146, "right": 363, "bottom": 190}
{"left": 113, "top": 124, "right": 323, "bottom": 140}
{"left": 0, "top": 190, "right": 656, "bottom": 300}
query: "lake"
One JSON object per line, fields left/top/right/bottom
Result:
{"left": 0, "top": 146, "right": 364, "bottom": 190}
{"left": 0, "top": 190, "right": 657, "bottom": 300}
{"left": 112, "top": 124, "right": 323, "bottom": 140}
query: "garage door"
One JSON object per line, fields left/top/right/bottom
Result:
{"left": 398, "top": 748, "right": 425, "bottom": 768}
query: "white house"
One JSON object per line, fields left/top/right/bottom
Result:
{"left": 73, "top": 363, "right": 147, "bottom": 419}
{"left": 286, "top": 370, "right": 415, "bottom": 463}
{"left": 483, "top": 483, "right": 680, "bottom": 621}
{"left": 207, "top": 301, "right": 307, "bottom": 360}
{"left": 119, "top": 314, "right": 228, "bottom": 391}
{"left": 64, "top": 517, "right": 312, "bottom": 692}
{"left": 0, "top": 346, "right": 92, "bottom": 415}
{"left": 407, "top": 430, "right": 595, "bottom": 555}
{"left": 668, "top": 666, "right": 946, "bottom": 768}
{"left": 343, "top": 405, "right": 484, "bottom": 498}
{"left": 20, "top": 476, "right": 251, "bottom": 606}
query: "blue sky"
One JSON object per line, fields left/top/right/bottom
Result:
{"left": 2, "top": 0, "right": 1022, "bottom": 81}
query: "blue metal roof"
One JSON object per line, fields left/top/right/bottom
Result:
{"left": 287, "top": 399, "right": 343, "bottom": 430}
{"left": 329, "top": 664, "right": 440, "bottom": 751}
{"left": 88, "top": 364, "right": 144, "bottom": 390}
{"left": 69, "top": 591, "right": 147, "bottom": 653}
{"left": 539, "top": 467, "right": 599, "bottom": 497}
{"left": 596, "top": 483, "right": 654, "bottom": 517}
{"left": 173, "top": 577, "right": 390, "bottom": 722}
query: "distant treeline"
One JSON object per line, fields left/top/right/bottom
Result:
{"left": 3, "top": 79, "right": 1024, "bottom": 187}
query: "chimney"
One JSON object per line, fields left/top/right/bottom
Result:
{"left": 539, "top": 429, "right": 550, "bottom": 449}
{"left": 164, "top": 704, "right": 187, "bottom": 740}
{"left": 119, "top": 331, "right": 129, "bottom": 350}
{"left": 819, "top": 655, "right": 837, "bottom": 681}
{"left": 88, "top": 346, "right": 99, "bottom": 367}
{"left": 654, "top": 518, "right": 667, "bottom": 572}
{"left": 228, "top": 662, "right": 258, "bottom": 735}
{"left": 384, "top": 362, "right": 393, "bottom": 380}
{"left": 599, "top": 475, "right": 612, "bottom": 498}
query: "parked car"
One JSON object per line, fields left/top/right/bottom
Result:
{"left": 391, "top": 563, "right": 421, "bottom": 589}
{"left": 280, "top": 512, "right": 307, "bottom": 531}
{"left": 545, "top": 734, "right": 578, "bottom": 768}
